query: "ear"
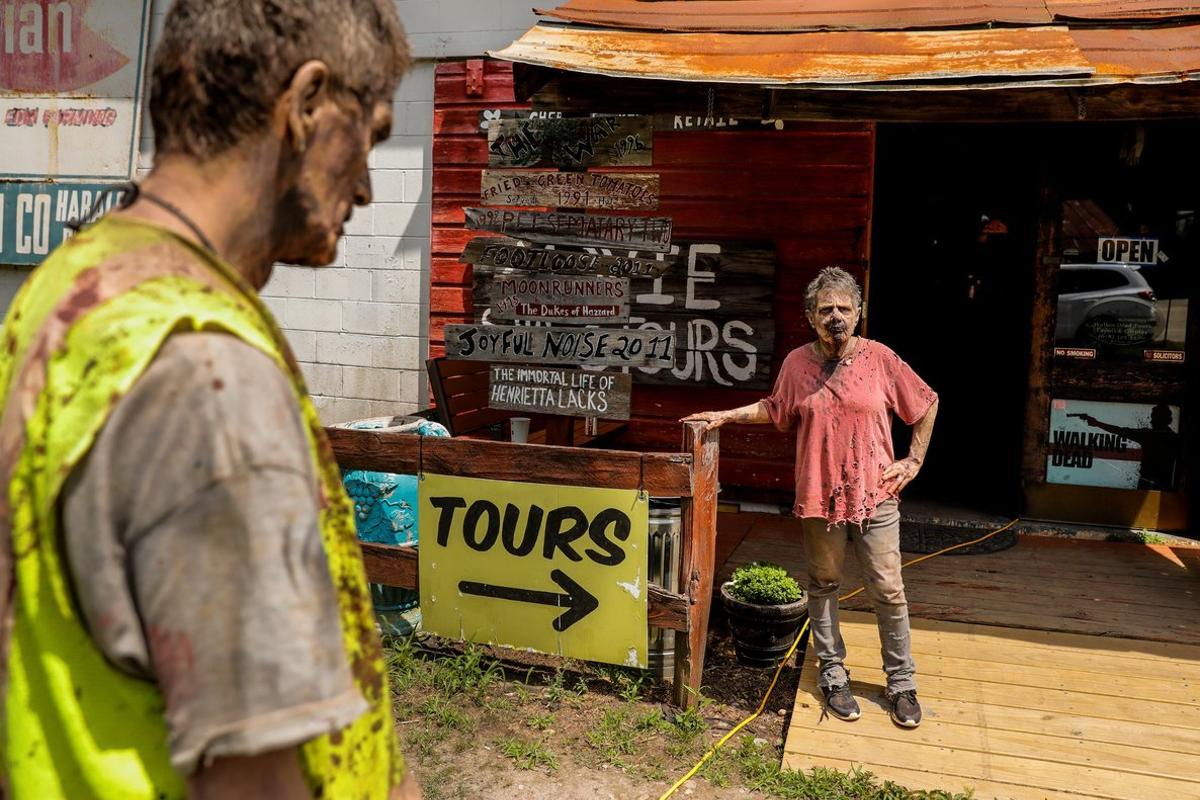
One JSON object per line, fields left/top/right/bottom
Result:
{"left": 282, "top": 60, "right": 332, "bottom": 153}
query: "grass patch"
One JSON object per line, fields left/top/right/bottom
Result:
{"left": 384, "top": 636, "right": 975, "bottom": 800}
{"left": 727, "top": 736, "right": 975, "bottom": 800}
{"left": 528, "top": 711, "right": 556, "bottom": 732}
{"left": 1105, "top": 530, "right": 1169, "bottom": 545}
{"left": 496, "top": 735, "right": 559, "bottom": 772}
{"left": 431, "top": 643, "right": 503, "bottom": 698}
{"left": 421, "top": 695, "right": 473, "bottom": 732}
{"left": 665, "top": 704, "right": 709, "bottom": 758}
{"left": 587, "top": 708, "right": 639, "bottom": 767}
{"left": 544, "top": 667, "right": 587, "bottom": 708}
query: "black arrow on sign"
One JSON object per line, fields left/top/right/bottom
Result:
{"left": 458, "top": 569, "right": 599, "bottom": 632}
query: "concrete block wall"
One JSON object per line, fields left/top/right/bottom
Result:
{"left": 259, "top": 61, "right": 435, "bottom": 423}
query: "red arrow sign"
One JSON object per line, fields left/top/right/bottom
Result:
{"left": 1, "top": 1, "right": 129, "bottom": 93}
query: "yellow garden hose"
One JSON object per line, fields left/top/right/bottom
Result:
{"left": 656, "top": 518, "right": 1021, "bottom": 800}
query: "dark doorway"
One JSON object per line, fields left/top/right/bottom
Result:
{"left": 870, "top": 125, "right": 1040, "bottom": 514}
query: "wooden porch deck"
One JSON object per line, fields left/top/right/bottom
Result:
{"left": 714, "top": 512, "right": 1200, "bottom": 799}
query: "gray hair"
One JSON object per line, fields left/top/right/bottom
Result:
{"left": 150, "top": 0, "right": 410, "bottom": 158}
{"left": 804, "top": 267, "right": 863, "bottom": 314}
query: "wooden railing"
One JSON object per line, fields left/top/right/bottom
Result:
{"left": 327, "top": 421, "right": 719, "bottom": 708}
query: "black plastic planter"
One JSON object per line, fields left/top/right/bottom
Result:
{"left": 720, "top": 582, "right": 809, "bottom": 668}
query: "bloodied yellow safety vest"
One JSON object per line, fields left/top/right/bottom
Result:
{"left": 0, "top": 216, "right": 403, "bottom": 799}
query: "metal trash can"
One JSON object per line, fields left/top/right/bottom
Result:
{"left": 648, "top": 497, "right": 682, "bottom": 679}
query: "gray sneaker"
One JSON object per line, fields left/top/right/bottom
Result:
{"left": 886, "top": 689, "right": 922, "bottom": 728}
{"left": 820, "top": 683, "right": 861, "bottom": 721}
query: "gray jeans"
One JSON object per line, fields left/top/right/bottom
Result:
{"left": 802, "top": 498, "right": 916, "bottom": 693}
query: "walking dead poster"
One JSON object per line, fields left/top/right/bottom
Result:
{"left": 1047, "top": 398, "right": 1182, "bottom": 491}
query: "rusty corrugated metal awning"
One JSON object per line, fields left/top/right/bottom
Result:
{"left": 1045, "top": 0, "right": 1200, "bottom": 20}
{"left": 492, "top": 21, "right": 1200, "bottom": 88}
{"left": 537, "top": 0, "right": 1200, "bottom": 32}
{"left": 1072, "top": 24, "right": 1200, "bottom": 80}
{"left": 501, "top": 0, "right": 1200, "bottom": 93}
{"left": 496, "top": 22, "right": 1200, "bottom": 88}
{"left": 494, "top": 24, "right": 1095, "bottom": 85}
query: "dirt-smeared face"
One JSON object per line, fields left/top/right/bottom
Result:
{"left": 274, "top": 96, "right": 392, "bottom": 266}
{"left": 807, "top": 288, "right": 861, "bottom": 350}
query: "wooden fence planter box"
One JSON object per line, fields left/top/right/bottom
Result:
{"left": 327, "top": 421, "right": 719, "bottom": 709}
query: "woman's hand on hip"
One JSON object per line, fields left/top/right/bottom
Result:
{"left": 881, "top": 457, "right": 923, "bottom": 496}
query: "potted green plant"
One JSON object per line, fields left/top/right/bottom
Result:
{"left": 720, "top": 562, "right": 808, "bottom": 668}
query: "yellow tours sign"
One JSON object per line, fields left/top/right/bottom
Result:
{"left": 419, "top": 473, "right": 650, "bottom": 668}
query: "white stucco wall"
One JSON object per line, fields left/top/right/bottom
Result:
{"left": 2, "top": 0, "right": 543, "bottom": 424}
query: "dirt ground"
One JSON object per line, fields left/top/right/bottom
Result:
{"left": 390, "top": 618, "right": 972, "bottom": 800}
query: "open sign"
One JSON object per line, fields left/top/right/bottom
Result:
{"left": 1097, "top": 237, "right": 1158, "bottom": 265}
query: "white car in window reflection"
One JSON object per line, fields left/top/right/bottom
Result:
{"left": 1056, "top": 264, "right": 1158, "bottom": 346}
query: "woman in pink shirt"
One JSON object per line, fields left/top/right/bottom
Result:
{"left": 684, "top": 267, "right": 938, "bottom": 728}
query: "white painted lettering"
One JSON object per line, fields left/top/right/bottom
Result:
{"left": 685, "top": 243, "right": 721, "bottom": 311}
{"left": 18, "top": 2, "right": 41, "bottom": 54}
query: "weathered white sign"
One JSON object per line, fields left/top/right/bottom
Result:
{"left": 489, "top": 365, "right": 632, "bottom": 420}
{"left": 464, "top": 208, "right": 673, "bottom": 253}
{"left": 0, "top": 182, "right": 125, "bottom": 264}
{"left": 460, "top": 236, "right": 674, "bottom": 279}
{"left": 1, "top": 0, "right": 153, "bottom": 180}
{"left": 444, "top": 324, "right": 674, "bottom": 369}
{"left": 480, "top": 170, "right": 660, "bottom": 211}
{"left": 480, "top": 272, "right": 630, "bottom": 324}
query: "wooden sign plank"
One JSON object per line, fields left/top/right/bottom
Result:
{"left": 489, "top": 365, "right": 632, "bottom": 420}
{"left": 479, "top": 109, "right": 788, "bottom": 134}
{"left": 626, "top": 243, "right": 777, "bottom": 389}
{"left": 464, "top": 208, "right": 673, "bottom": 253}
{"left": 487, "top": 116, "right": 652, "bottom": 170}
{"left": 486, "top": 272, "right": 630, "bottom": 325}
{"left": 471, "top": 242, "right": 778, "bottom": 390}
{"left": 459, "top": 236, "right": 674, "bottom": 279}
{"left": 479, "top": 109, "right": 564, "bottom": 132}
{"left": 652, "top": 114, "right": 788, "bottom": 132}
{"left": 481, "top": 170, "right": 660, "bottom": 211}
{"left": 444, "top": 324, "right": 674, "bottom": 369}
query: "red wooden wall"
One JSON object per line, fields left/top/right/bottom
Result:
{"left": 431, "top": 60, "right": 875, "bottom": 494}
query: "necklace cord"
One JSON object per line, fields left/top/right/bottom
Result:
{"left": 137, "top": 189, "right": 218, "bottom": 253}
{"left": 66, "top": 181, "right": 217, "bottom": 254}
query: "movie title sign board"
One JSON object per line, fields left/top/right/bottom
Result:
{"left": 464, "top": 208, "right": 673, "bottom": 254}
{"left": 460, "top": 236, "right": 673, "bottom": 279}
{"left": 419, "top": 474, "right": 648, "bottom": 667}
{"left": 1, "top": 0, "right": 152, "bottom": 180}
{"left": 483, "top": 272, "right": 630, "bottom": 325}
{"left": 1046, "top": 398, "right": 1181, "bottom": 491}
{"left": 489, "top": 365, "right": 632, "bottom": 420}
{"left": 470, "top": 242, "right": 777, "bottom": 390}
{"left": 481, "top": 170, "right": 659, "bottom": 211}
{"left": 1, "top": 182, "right": 124, "bottom": 264}
{"left": 487, "top": 116, "right": 652, "bottom": 171}
{"left": 444, "top": 324, "right": 674, "bottom": 369}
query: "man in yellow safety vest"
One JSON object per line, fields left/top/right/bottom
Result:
{"left": 0, "top": 1, "right": 418, "bottom": 797}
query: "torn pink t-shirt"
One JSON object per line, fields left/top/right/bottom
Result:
{"left": 761, "top": 339, "right": 937, "bottom": 526}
